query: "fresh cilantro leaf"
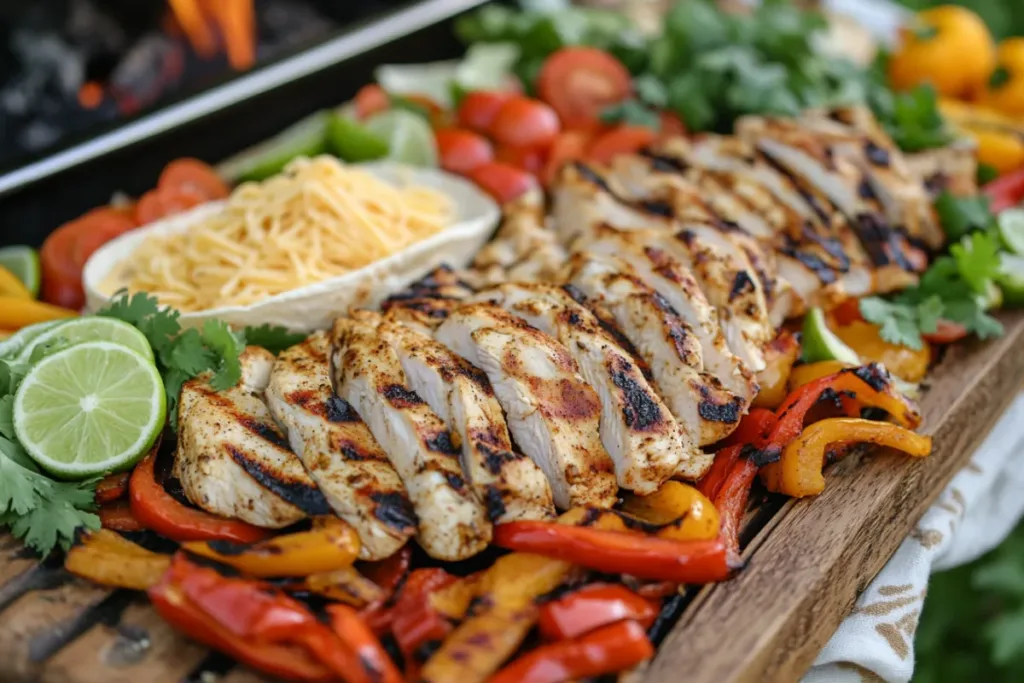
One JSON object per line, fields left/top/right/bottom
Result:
{"left": 859, "top": 296, "right": 926, "bottom": 350}
{"left": 0, "top": 437, "right": 48, "bottom": 515}
{"left": 600, "top": 99, "right": 661, "bottom": 129}
{"left": 0, "top": 396, "right": 13, "bottom": 440}
{"left": 202, "top": 320, "right": 247, "bottom": 392}
{"left": 916, "top": 295, "right": 944, "bottom": 336}
{"left": 243, "top": 324, "right": 307, "bottom": 354}
{"left": 978, "top": 163, "right": 1000, "bottom": 186}
{"left": 0, "top": 358, "right": 28, "bottom": 397}
{"left": 633, "top": 74, "right": 668, "bottom": 109}
{"left": 943, "top": 297, "right": 1004, "bottom": 340}
{"left": 163, "top": 368, "right": 191, "bottom": 429}
{"left": 162, "top": 328, "right": 216, "bottom": 376}
{"left": 951, "top": 231, "right": 1002, "bottom": 295}
{"left": 664, "top": 0, "right": 731, "bottom": 56}
{"left": 935, "top": 191, "right": 995, "bottom": 241}
{"left": 98, "top": 290, "right": 181, "bottom": 355}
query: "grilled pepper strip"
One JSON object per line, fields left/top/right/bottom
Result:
{"left": 98, "top": 501, "right": 146, "bottom": 532}
{"left": 391, "top": 568, "right": 459, "bottom": 661}
{"left": 697, "top": 408, "right": 776, "bottom": 500}
{"left": 489, "top": 620, "right": 654, "bottom": 683}
{"left": 713, "top": 449, "right": 761, "bottom": 560}
{"left": 788, "top": 361, "right": 853, "bottom": 392}
{"left": 753, "top": 331, "right": 802, "bottom": 409}
{"left": 619, "top": 482, "right": 720, "bottom": 541}
{"left": 130, "top": 451, "right": 269, "bottom": 544}
{"left": 65, "top": 530, "right": 171, "bottom": 591}
{"left": 304, "top": 566, "right": 386, "bottom": 607}
{"left": 326, "top": 604, "right": 401, "bottom": 683}
{"left": 359, "top": 545, "right": 412, "bottom": 595}
{"left": 95, "top": 472, "right": 131, "bottom": 505}
{"left": 537, "top": 584, "right": 657, "bottom": 641}
{"left": 492, "top": 522, "right": 733, "bottom": 583}
{"left": 763, "top": 417, "right": 933, "bottom": 497}
{"left": 181, "top": 521, "right": 361, "bottom": 577}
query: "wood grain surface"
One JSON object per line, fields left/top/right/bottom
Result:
{"left": 0, "top": 312, "right": 1021, "bottom": 683}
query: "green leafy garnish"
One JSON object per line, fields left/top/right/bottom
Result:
{"left": 243, "top": 324, "right": 307, "bottom": 355}
{"left": 600, "top": 99, "right": 661, "bottom": 129}
{"left": 935, "top": 191, "right": 995, "bottom": 241}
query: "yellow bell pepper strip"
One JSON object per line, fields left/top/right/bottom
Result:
{"left": 763, "top": 418, "right": 933, "bottom": 498}
{"left": 0, "top": 297, "right": 76, "bottom": 329}
{"left": 0, "top": 266, "right": 31, "bottom": 299}
{"left": 889, "top": 6, "right": 996, "bottom": 98}
{"left": 939, "top": 97, "right": 1024, "bottom": 175}
{"left": 64, "top": 530, "right": 172, "bottom": 591}
{"left": 181, "top": 520, "right": 361, "bottom": 577}
{"left": 302, "top": 566, "right": 386, "bottom": 607}
{"left": 833, "top": 321, "right": 931, "bottom": 384}
{"left": 619, "top": 482, "right": 720, "bottom": 542}
{"left": 753, "top": 331, "right": 801, "bottom": 409}
{"left": 789, "top": 360, "right": 854, "bottom": 392}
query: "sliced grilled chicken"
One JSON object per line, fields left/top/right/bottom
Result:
{"left": 381, "top": 265, "right": 476, "bottom": 334}
{"left": 470, "top": 282, "right": 694, "bottom": 492}
{"left": 472, "top": 189, "right": 568, "bottom": 286}
{"left": 265, "top": 332, "right": 417, "bottom": 560}
{"left": 378, "top": 320, "right": 556, "bottom": 522}
{"left": 435, "top": 302, "right": 618, "bottom": 509}
{"left": 903, "top": 138, "right": 978, "bottom": 198}
{"left": 567, "top": 250, "right": 742, "bottom": 453}
{"left": 333, "top": 314, "right": 492, "bottom": 561}
{"left": 579, "top": 226, "right": 757, "bottom": 407}
{"left": 175, "top": 347, "right": 331, "bottom": 528}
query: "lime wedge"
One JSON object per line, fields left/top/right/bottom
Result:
{"left": 328, "top": 115, "right": 390, "bottom": 163}
{"left": 217, "top": 111, "right": 330, "bottom": 183}
{"left": 14, "top": 341, "right": 165, "bottom": 479}
{"left": 16, "top": 317, "right": 154, "bottom": 365}
{"left": 998, "top": 208, "right": 1024, "bottom": 256}
{"left": 0, "top": 320, "right": 67, "bottom": 360}
{"left": 0, "top": 246, "right": 40, "bottom": 298}
{"left": 801, "top": 307, "right": 862, "bottom": 364}
{"left": 363, "top": 110, "right": 438, "bottom": 167}
{"left": 997, "top": 253, "right": 1024, "bottom": 307}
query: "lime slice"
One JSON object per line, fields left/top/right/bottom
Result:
{"left": 363, "top": 110, "right": 438, "bottom": 167}
{"left": 998, "top": 208, "right": 1024, "bottom": 255}
{"left": 217, "top": 110, "right": 330, "bottom": 183}
{"left": 0, "top": 320, "right": 67, "bottom": 360}
{"left": 16, "top": 316, "right": 154, "bottom": 365}
{"left": 0, "top": 246, "right": 40, "bottom": 298}
{"left": 328, "top": 115, "right": 390, "bottom": 163}
{"left": 997, "top": 253, "right": 1024, "bottom": 307}
{"left": 801, "top": 307, "right": 861, "bottom": 364}
{"left": 14, "top": 341, "right": 165, "bottom": 479}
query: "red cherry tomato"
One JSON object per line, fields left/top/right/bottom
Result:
{"left": 587, "top": 126, "right": 658, "bottom": 165}
{"left": 158, "top": 158, "right": 230, "bottom": 200}
{"left": 922, "top": 319, "right": 969, "bottom": 345}
{"left": 135, "top": 187, "right": 206, "bottom": 226}
{"left": 468, "top": 162, "right": 539, "bottom": 205}
{"left": 542, "top": 131, "right": 594, "bottom": 186}
{"left": 354, "top": 84, "right": 390, "bottom": 120}
{"left": 495, "top": 144, "right": 549, "bottom": 175}
{"left": 435, "top": 128, "right": 494, "bottom": 175}
{"left": 490, "top": 97, "right": 561, "bottom": 150}
{"left": 456, "top": 90, "right": 514, "bottom": 133}
{"left": 537, "top": 47, "right": 632, "bottom": 130}
{"left": 658, "top": 112, "right": 687, "bottom": 139}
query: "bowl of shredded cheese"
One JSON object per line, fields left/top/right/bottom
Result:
{"left": 83, "top": 157, "right": 500, "bottom": 331}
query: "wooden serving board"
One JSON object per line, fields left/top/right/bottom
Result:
{"left": 1, "top": 312, "right": 1023, "bottom": 683}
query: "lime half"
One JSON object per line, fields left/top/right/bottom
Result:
{"left": 14, "top": 341, "right": 165, "bottom": 479}
{"left": 0, "top": 246, "right": 41, "bottom": 298}
{"left": 999, "top": 209, "right": 1024, "bottom": 256}
{"left": 998, "top": 253, "right": 1024, "bottom": 307}
{"left": 0, "top": 320, "right": 67, "bottom": 360}
{"left": 328, "top": 115, "right": 390, "bottom": 163}
{"left": 801, "top": 307, "right": 861, "bottom": 364}
{"left": 364, "top": 110, "right": 439, "bottom": 167}
{"left": 16, "top": 317, "right": 154, "bottom": 365}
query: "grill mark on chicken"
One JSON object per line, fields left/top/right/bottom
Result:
{"left": 285, "top": 390, "right": 320, "bottom": 414}
{"left": 638, "top": 149, "right": 688, "bottom": 173}
{"left": 864, "top": 141, "right": 891, "bottom": 167}
{"left": 368, "top": 491, "right": 419, "bottom": 530}
{"left": 381, "top": 384, "right": 425, "bottom": 409}
{"left": 609, "top": 355, "right": 665, "bottom": 431}
{"left": 729, "top": 271, "right": 756, "bottom": 302}
{"left": 853, "top": 213, "right": 917, "bottom": 271}
{"left": 562, "top": 284, "right": 653, "bottom": 381}
{"left": 425, "top": 432, "right": 460, "bottom": 456}
{"left": 326, "top": 396, "right": 360, "bottom": 423}
{"left": 483, "top": 487, "right": 507, "bottom": 521}
{"left": 226, "top": 445, "right": 332, "bottom": 516}
{"left": 858, "top": 178, "right": 876, "bottom": 199}
{"left": 697, "top": 387, "right": 744, "bottom": 424}
{"left": 573, "top": 161, "right": 614, "bottom": 193}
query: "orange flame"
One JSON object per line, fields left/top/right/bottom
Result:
{"left": 167, "top": 0, "right": 256, "bottom": 70}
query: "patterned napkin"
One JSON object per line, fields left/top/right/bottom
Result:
{"left": 802, "top": 393, "right": 1024, "bottom": 682}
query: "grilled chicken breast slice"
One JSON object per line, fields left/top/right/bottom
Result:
{"left": 265, "top": 332, "right": 417, "bottom": 560}
{"left": 435, "top": 303, "right": 618, "bottom": 509}
{"left": 175, "top": 347, "right": 330, "bottom": 528}
{"left": 567, "top": 251, "right": 742, "bottom": 453}
{"left": 378, "top": 321, "right": 556, "bottom": 522}
{"left": 472, "top": 189, "right": 568, "bottom": 286}
{"left": 470, "top": 282, "right": 693, "bottom": 493}
{"left": 333, "top": 314, "right": 492, "bottom": 561}
{"left": 381, "top": 266, "right": 476, "bottom": 334}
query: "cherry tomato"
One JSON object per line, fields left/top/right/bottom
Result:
{"left": 495, "top": 143, "right": 548, "bottom": 175}
{"left": 354, "top": 84, "right": 390, "bottom": 120}
{"left": 922, "top": 319, "right": 969, "bottom": 345}
{"left": 456, "top": 90, "right": 514, "bottom": 133}
{"left": 588, "top": 126, "right": 658, "bottom": 165}
{"left": 435, "top": 128, "right": 494, "bottom": 175}
{"left": 490, "top": 97, "right": 561, "bottom": 150}
{"left": 468, "top": 162, "right": 539, "bottom": 205}
{"left": 537, "top": 47, "right": 632, "bottom": 130}
{"left": 135, "top": 187, "right": 206, "bottom": 226}
{"left": 830, "top": 298, "right": 865, "bottom": 327}
{"left": 542, "top": 131, "right": 594, "bottom": 186}
{"left": 158, "top": 158, "right": 230, "bottom": 200}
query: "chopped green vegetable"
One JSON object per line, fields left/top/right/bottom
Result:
{"left": 935, "top": 191, "right": 995, "bottom": 241}
{"left": 600, "top": 99, "right": 661, "bottom": 129}
{"left": 243, "top": 324, "right": 307, "bottom": 355}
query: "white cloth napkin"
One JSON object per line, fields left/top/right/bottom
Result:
{"left": 802, "top": 393, "right": 1024, "bottom": 683}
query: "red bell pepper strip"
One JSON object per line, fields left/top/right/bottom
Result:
{"left": 489, "top": 620, "right": 654, "bottom": 683}
{"left": 359, "top": 546, "right": 412, "bottom": 595}
{"left": 537, "top": 583, "right": 657, "bottom": 641}
{"left": 698, "top": 408, "right": 776, "bottom": 499}
{"left": 984, "top": 167, "right": 1024, "bottom": 214}
{"left": 493, "top": 522, "right": 734, "bottom": 584}
{"left": 712, "top": 449, "right": 761, "bottom": 560}
{"left": 359, "top": 600, "right": 394, "bottom": 637}
{"left": 130, "top": 451, "right": 269, "bottom": 544}
{"left": 98, "top": 501, "right": 146, "bottom": 532}
{"left": 327, "top": 604, "right": 402, "bottom": 683}
{"left": 390, "top": 568, "right": 459, "bottom": 661}
{"left": 95, "top": 472, "right": 131, "bottom": 505}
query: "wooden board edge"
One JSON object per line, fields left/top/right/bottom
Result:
{"left": 643, "top": 312, "right": 1024, "bottom": 683}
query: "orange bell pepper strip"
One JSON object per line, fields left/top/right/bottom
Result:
{"left": 326, "top": 604, "right": 402, "bottom": 683}
{"left": 489, "top": 620, "right": 654, "bottom": 683}
{"left": 95, "top": 471, "right": 131, "bottom": 505}
{"left": 619, "top": 482, "right": 720, "bottom": 541}
{"left": 753, "top": 331, "right": 802, "bottom": 409}
{"left": 302, "top": 566, "right": 386, "bottom": 607}
{"left": 181, "top": 520, "right": 361, "bottom": 577}
{"left": 537, "top": 583, "right": 658, "bottom": 641}
{"left": 763, "top": 417, "right": 933, "bottom": 498}
{"left": 98, "top": 501, "right": 146, "bottom": 532}
{"left": 64, "top": 530, "right": 171, "bottom": 591}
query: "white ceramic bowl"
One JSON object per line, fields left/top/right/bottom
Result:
{"left": 83, "top": 161, "right": 500, "bottom": 332}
